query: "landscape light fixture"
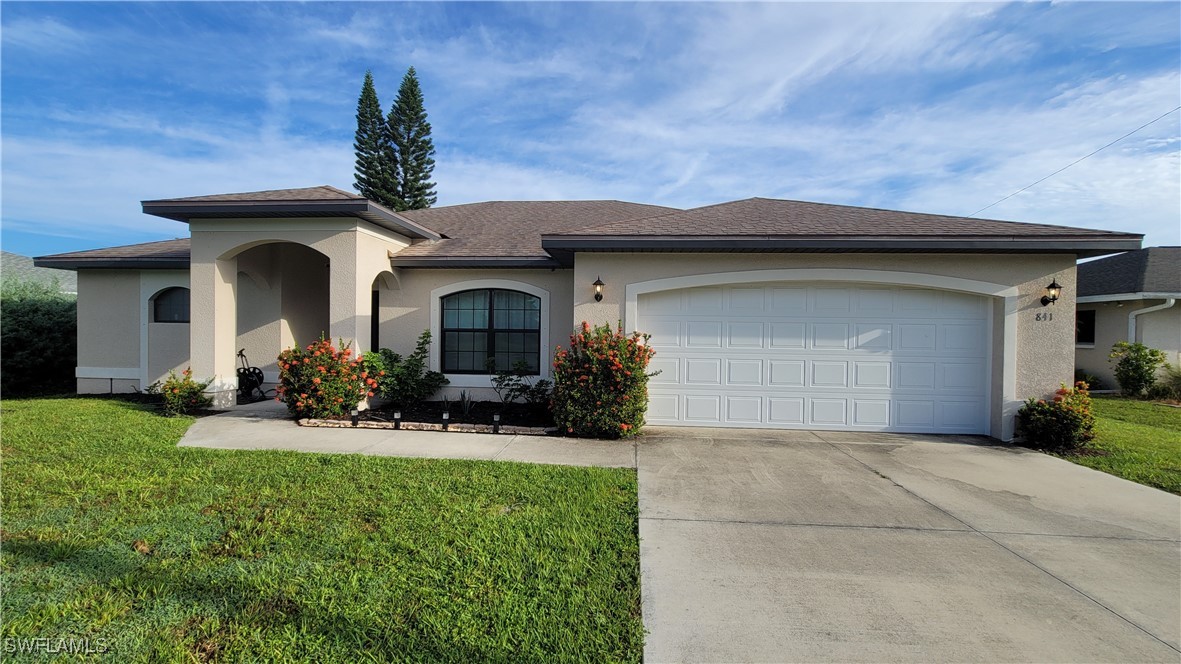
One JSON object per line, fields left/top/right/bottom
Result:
{"left": 393, "top": 411, "right": 401, "bottom": 430}
{"left": 493, "top": 412, "right": 501, "bottom": 435}
{"left": 1041, "top": 279, "right": 1062, "bottom": 307}
{"left": 593, "top": 277, "right": 605, "bottom": 302}
{"left": 350, "top": 409, "right": 359, "bottom": 427}
{"left": 442, "top": 410, "right": 449, "bottom": 431}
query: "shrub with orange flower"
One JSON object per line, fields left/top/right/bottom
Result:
{"left": 1016, "top": 381, "right": 1095, "bottom": 452}
{"left": 145, "top": 367, "right": 212, "bottom": 416}
{"left": 551, "top": 321, "right": 658, "bottom": 439}
{"left": 276, "top": 337, "right": 369, "bottom": 419}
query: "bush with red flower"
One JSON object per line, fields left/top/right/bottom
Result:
{"left": 275, "top": 337, "right": 373, "bottom": 419}
{"left": 145, "top": 367, "right": 212, "bottom": 416}
{"left": 551, "top": 322, "right": 658, "bottom": 439}
{"left": 1016, "top": 381, "right": 1096, "bottom": 452}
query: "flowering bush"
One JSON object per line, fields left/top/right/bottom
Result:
{"left": 368, "top": 330, "right": 448, "bottom": 407}
{"left": 1017, "top": 381, "right": 1096, "bottom": 452}
{"left": 145, "top": 368, "right": 212, "bottom": 417}
{"left": 276, "top": 337, "right": 374, "bottom": 419}
{"left": 551, "top": 322, "right": 658, "bottom": 439}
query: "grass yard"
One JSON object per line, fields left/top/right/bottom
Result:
{"left": 1061, "top": 396, "right": 1181, "bottom": 495}
{"left": 0, "top": 397, "right": 643, "bottom": 662}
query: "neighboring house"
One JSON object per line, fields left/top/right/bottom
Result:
{"left": 1075, "top": 247, "right": 1180, "bottom": 389}
{"left": 2, "top": 250, "right": 77, "bottom": 294}
{"left": 35, "top": 186, "right": 1142, "bottom": 440}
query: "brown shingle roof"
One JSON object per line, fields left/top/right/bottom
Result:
{"left": 557, "top": 197, "right": 1138, "bottom": 239}
{"left": 1078, "top": 247, "right": 1181, "bottom": 297}
{"left": 393, "top": 201, "right": 678, "bottom": 264}
{"left": 146, "top": 185, "right": 362, "bottom": 203}
{"left": 34, "top": 239, "right": 191, "bottom": 269}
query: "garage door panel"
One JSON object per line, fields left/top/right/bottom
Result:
{"left": 726, "top": 359, "right": 763, "bottom": 386}
{"left": 812, "top": 323, "right": 850, "bottom": 349}
{"left": 770, "top": 323, "right": 806, "bottom": 348}
{"left": 727, "top": 321, "right": 764, "bottom": 348}
{"left": 811, "top": 361, "right": 849, "bottom": 388}
{"left": 640, "top": 283, "right": 988, "bottom": 434}
{"left": 728, "top": 288, "right": 765, "bottom": 312}
{"left": 684, "top": 395, "right": 721, "bottom": 422}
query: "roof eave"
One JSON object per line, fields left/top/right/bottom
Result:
{"left": 540, "top": 235, "right": 1144, "bottom": 264}
{"left": 33, "top": 257, "right": 190, "bottom": 270}
{"left": 141, "top": 200, "right": 442, "bottom": 241}
{"left": 1077, "top": 292, "right": 1181, "bottom": 303}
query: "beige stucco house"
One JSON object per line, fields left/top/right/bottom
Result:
{"left": 1075, "top": 247, "right": 1180, "bottom": 389}
{"left": 36, "top": 186, "right": 1142, "bottom": 441}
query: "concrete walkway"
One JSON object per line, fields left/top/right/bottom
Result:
{"left": 180, "top": 407, "right": 1181, "bottom": 663}
{"left": 179, "top": 401, "right": 636, "bottom": 468}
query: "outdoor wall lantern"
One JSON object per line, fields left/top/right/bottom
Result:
{"left": 593, "top": 277, "right": 605, "bottom": 302}
{"left": 1041, "top": 279, "right": 1062, "bottom": 307}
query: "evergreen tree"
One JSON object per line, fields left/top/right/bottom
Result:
{"left": 352, "top": 71, "right": 398, "bottom": 209}
{"left": 387, "top": 67, "right": 437, "bottom": 210}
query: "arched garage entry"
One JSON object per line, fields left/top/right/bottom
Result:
{"left": 627, "top": 269, "right": 1019, "bottom": 437}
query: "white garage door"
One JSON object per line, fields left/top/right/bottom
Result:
{"left": 641, "top": 283, "right": 990, "bottom": 434}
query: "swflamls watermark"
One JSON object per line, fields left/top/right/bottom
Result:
{"left": 3, "top": 637, "right": 113, "bottom": 655}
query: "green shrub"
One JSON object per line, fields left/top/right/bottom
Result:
{"left": 551, "top": 322, "right": 658, "bottom": 439}
{"left": 1109, "top": 342, "right": 1166, "bottom": 396}
{"left": 1017, "top": 381, "right": 1096, "bottom": 452}
{"left": 276, "top": 338, "right": 369, "bottom": 419}
{"left": 490, "top": 359, "right": 553, "bottom": 405}
{"left": 0, "top": 278, "right": 77, "bottom": 396}
{"left": 145, "top": 368, "right": 212, "bottom": 416}
{"left": 371, "top": 330, "right": 448, "bottom": 407}
{"left": 1146, "top": 363, "right": 1181, "bottom": 401}
{"left": 1073, "top": 369, "right": 1104, "bottom": 391}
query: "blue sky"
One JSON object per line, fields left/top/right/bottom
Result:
{"left": 2, "top": 2, "right": 1178, "bottom": 257}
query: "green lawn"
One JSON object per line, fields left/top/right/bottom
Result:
{"left": 1060, "top": 396, "right": 1181, "bottom": 495}
{"left": 1, "top": 397, "right": 643, "bottom": 662}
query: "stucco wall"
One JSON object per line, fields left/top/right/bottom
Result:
{"left": 147, "top": 322, "right": 190, "bottom": 384}
{"left": 76, "top": 270, "right": 141, "bottom": 393}
{"left": 1077, "top": 300, "right": 1181, "bottom": 389}
{"left": 571, "top": 252, "right": 1077, "bottom": 439}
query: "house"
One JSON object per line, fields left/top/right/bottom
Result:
{"left": 2, "top": 250, "right": 77, "bottom": 294}
{"left": 1075, "top": 246, "right": 1180, "bottom": 389}
{"left": 35, "top": 186, "right": 1142, "bottom": 440}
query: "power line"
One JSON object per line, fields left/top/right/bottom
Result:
{"left": 968, "top": 105, "right": 1181, "bottom": 217}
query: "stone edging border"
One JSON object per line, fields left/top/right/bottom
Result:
{"left": 297, "top": 418, "right": 555, "bottom": 436}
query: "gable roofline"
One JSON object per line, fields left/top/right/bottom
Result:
{"left": 142, "top": 186, "right": 442, "bottom": 241}
{"left": 34, "top": 238, "right": 191, "bottom": 270}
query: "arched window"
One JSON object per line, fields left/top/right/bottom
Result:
{"left": 152, "top": 287, "right": 190, "bottom": 323}
{"left": 441, "top": 289, "right": 540, "bottom": 374}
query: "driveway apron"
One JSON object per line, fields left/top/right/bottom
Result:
{"left": 637, "top": 427, "right": 1181, "bottom": 663}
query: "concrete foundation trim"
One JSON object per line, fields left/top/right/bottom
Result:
{"left": 623, "top": 268, "right": 1021, "bottom": 441}
{"left": 76, "top": 367, "right": 141, "bottom": 379}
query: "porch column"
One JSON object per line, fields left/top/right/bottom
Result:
{"left": 190, "top": 256, "right": 238, "bottom": 409}
{"left": 328, "top": 243, "right": 372, "bottom": 354}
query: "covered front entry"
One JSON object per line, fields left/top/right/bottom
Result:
{"left": 640, "top": 282, "right": 990, "bottom": 434}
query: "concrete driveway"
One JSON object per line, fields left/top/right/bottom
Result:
{"left": 637, "top": 427, "right": 1181, "bottom": 663}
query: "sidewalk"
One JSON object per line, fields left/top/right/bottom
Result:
{"left": 179, "top": 401, "right": 637, "bottom": 469}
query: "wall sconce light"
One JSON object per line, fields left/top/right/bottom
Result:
{"left": 1040, "top": 279, "right": 1062, "bottom": 307}
{"left": 593, "top": 277, "right": 605, "bottom": 302}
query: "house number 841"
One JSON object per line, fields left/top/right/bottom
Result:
{"left": 1035, "top": 312, "right": 1054, "bottom": 322}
